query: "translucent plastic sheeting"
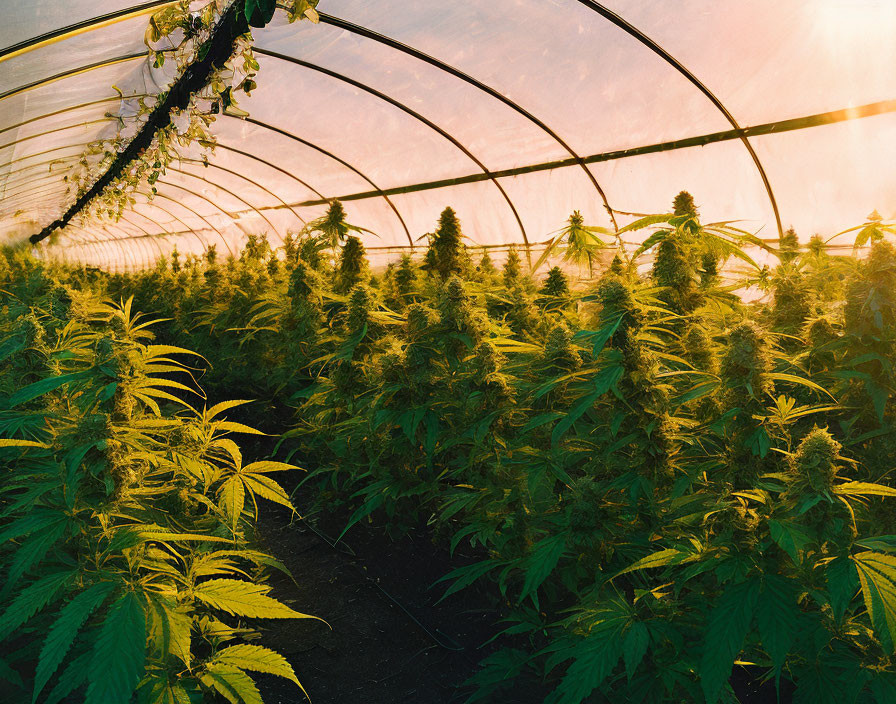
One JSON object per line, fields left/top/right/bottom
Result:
{"left": 0, "top": 0, "right": 142, "bottom": 51}
{"left": 303, "top": 0, "right": 732, "bottom": 156}
{"left": 0, "top": 15, "right": 150, "bottom": 97}
{"left": 589, "top": 139, "right": 775, "bottom": 236}
{"left": 0, "top": 0, "right": 894, "bottom": 268}
{"left": 0, "top": 52, "right": 167, "bottom": 239}
{"left": 600, "top": 0, "right": 896, "bottom": 125}
{"left": 245, "top": 56, "right": 491, "bottom": 189}
{"left": 753, "top": 112, "right": 896, "bottom": 241}
{"left": 257, "top": 18, "right": 570, "bottom": 172}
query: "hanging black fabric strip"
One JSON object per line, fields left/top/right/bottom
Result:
{"left": 29, "top": 1, "right": 251, "bottom": 244}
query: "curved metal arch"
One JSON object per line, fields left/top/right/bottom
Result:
{"left": 55, "top": 191, "right": 213, "bottom": 262}
{"left": 66, "top": 224, "right": 214, "bottom": 269}
{"left": 0, "top": 151, "right": 235, "bottom": 259}
{"left": 1, "top": 177, "right": 72, "bottom": 205}
{"left": 0, "top": 142, "right": 94, "bottom": 174}
{"left": 1, "top": 153, "right": 93, "bottom": 196}
{"left": 3, "top": 153, "right": 307, "bottom": 238}
{"left": 65, "top": 220, "right": 164, "bottom": 269}
{"left": 227, "top": 115, "right": 414, "bottom": 247}
{"left": 63, "top": 222, "right": 137, "bottom": 270}
{"left": 0, "top": 92, "right": 329, "bottom": 204}
{"left": 216, "top": 143, "right": 326, "bottom": 200}
{"left": 0, "top": 95, "right": 144, "bottom": 136}
{"left": 0, "top": 53, "right": 147, "bottom": 102}
{"left": 84, "top": 222, "right": 149, "bottom": 270}
{"left": 2, "top": 171, "right": 72, "bottom": 200}
{"left": 175, "top": 157, "right": 308, "bottom": 229}
{"left": 133, "top": 190, "right": 236, "bottom": 257}
{"left": 1, "top": 144, "right": 319, "bottom": 258}
{"left": 255, "top": 49, "right": 530, "bottom": 249}
{"left": 115, "top": 213, "right": 167, "bottom": 260}
{"left": 0, "top": 184, "right": 71, "bottom": 213}
{"left": 0, "top": 154, "right": 80, "bottom": 188}
{"left": 117, "top": 207, "right": 188, "bottom": 257}
{"left": 157, "top": 170, "right": 282, "bottom": 240}
{"left": 0, "top": 50, "right": 412, "bottom": 246}
{"left": 0, "top": 13, "right": 786, "bottom": 239}
{"left": 574, "top": 0, "right": 783, "bottom": 237}
{"left": 133, "top": 193, "right": 222, "bottom": 256}
{"left": 1, "top": 142, "right": 322, "bottom": 233}
{"left": 0, "top": 118, "right": 115, "bottom": 154}
{"left": 2, "top": 148, "right": 304, "bottom": 262}
{"left": 0, "top": 2, "right": 173, "bottom": 62}
{"left": 68, "top": 211, "right": 168, "bottom": 265}
{"left": 314, "top": 11, "right": 619, "bottom": 231}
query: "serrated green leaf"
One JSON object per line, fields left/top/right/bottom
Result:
{"left": 241, "top": 475, "right": 295, "bottom": 512}
{"left": 700, "top": 578, "right": 760, "bottom": 704}
{"left": 769, "top": 519, "right": 813, "bottom": 563}
{"left": 0, "top": 570, "right": 72, "bottom": 642}
{"left": 219, "top": 477, "right": 244, "bottom": 529}
{"left": 206, "top": 399, "right": 253, "bottom": 420}
{"left": 145, "top": 593, "right": 192, "bottom": 666}
{"left": 193, "top": 579, "right": 318, "bottom": 620}
{"left": 212, "top": 644, "right": 300, "bottom": 686}
{"left": 521, "top": 534, "right": 566, "bottom": 603}
{"left": 45, "top": 651, "right": 91, "bottom": 704}
{"left": 827, "top": 555, "right": 859, "bottom": 623}
{"left": 755, "top": 575, "right": 798, "bottom": 684}
{"left": 622, "top": 622, "right": 649, "bottom": 680}
{"left": 33, "top": 581, "right": 116, "bottom": 703}
{"left": 85, "top": 591, "right": 146, "bottom": 704}
{"left": 200, "top": 663, "right": 262, "bottom": 704}
{"left": 852, "top": 551, "right": 896, "bottom": 652}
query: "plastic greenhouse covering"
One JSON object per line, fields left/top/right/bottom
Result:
{"left": 1, "top": 0, "right": 895, "bottom": 271}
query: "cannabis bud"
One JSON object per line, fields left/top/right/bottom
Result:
{"left": 789, "top": 427, "right": 841, "bottom": 491}
{"left": 673, "top": 190, "right": 697, "bottom": 217}
{"left": 540, "top": 266, "right": 570, "bottom": 297}
{"left": 346, "top": 283, "right": 373, "bottom": 333}
{"left": 681, "top": 323, "right": 717, "bottom": 374}
{"left": 720, "top": 320, "right": 772, "bottom": 402}
{"left": 543, "top": 322, "right": 582, "bottom": 372}
{"left": 779, "top": 227, "right": 800, "bottom": 264}
{"left": 406, "top": 303, "right": 438, "bottom": 337}
{"left": 503, "top": 244, "right": 523, "bottom": 285}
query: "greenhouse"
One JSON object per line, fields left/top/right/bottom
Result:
{"left": 1, "top": 1, "right": 895, "bottom": 702}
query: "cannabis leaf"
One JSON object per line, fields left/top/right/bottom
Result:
{"left": 700, "top": 578, "right": 761, "bottom": 704}
{"left": 194, "top": 579, "right": 318, "bottom": 620}
{"left": 85, "top": 591, "right": 146, "bottom": 704}
{"left": 33, "top": 581, "right": 116, "bottom": 703}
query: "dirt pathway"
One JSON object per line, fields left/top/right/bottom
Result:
{"left": 253, "top": 503, "right": 547, "bottom": 704}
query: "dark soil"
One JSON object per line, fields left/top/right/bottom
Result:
{"left": 235, "top": 426, "right": 794, "bottom": 704}
{"left": 252, "top": 498, "right": 548, "bottom": 704}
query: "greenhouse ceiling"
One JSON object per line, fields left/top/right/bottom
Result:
{"left": 1, "top": 0, "right": 895, "bottom": 269}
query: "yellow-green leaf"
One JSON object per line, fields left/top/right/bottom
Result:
{"left": 212, "top": 644, "right": 300, "bottom": 686}
{"left": 194, "top": 579, "right": 319, "bottom": 621}
{"left": 199, "top": 663, "right": 262, "bottom": 704}
{"left": 615, "top": 549, "right": 688, "bottom": 578}
{"left": 834, "top": 482, "right": 896, "bottom": 498}
{"left": 852, "top": 551, "right": 896, "bottom": 652}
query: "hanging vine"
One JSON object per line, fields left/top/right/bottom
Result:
{"left": 57, "top": 0, "right": 319, "bottom": 230}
